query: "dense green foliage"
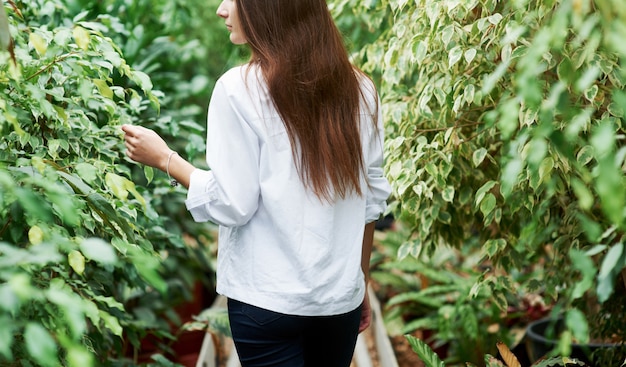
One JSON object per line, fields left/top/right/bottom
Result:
{"left": 2, "top": 0, "right": 625, "bottom": 365}
{"left": 335, "top": 0, "right": 626, "bottom": 364}
{"left": 0, "top": 0, "right": 234, "bottom": 365}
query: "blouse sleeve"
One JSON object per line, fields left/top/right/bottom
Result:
{"left": 184, "top": 79, "right": 261, "bottom": 226}
{"left": 364, "top": 93, "right": 392, "bottom": 223}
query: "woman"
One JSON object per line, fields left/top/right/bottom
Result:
{"left": 122, "top": 0, "right": 391, "bottom": 365}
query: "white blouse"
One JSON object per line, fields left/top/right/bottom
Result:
{"left": 185, "top": 65, "right": 391, "bottom": 316}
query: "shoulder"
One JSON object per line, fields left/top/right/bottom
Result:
{"left": 218, "top": 65, "right": 246, "bottom": 82}
{"left": 216, "top": 64, "right": 262, "bottom": 92}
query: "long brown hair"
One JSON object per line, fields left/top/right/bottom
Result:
{"left": 236, "top": 0, "right": 369, "bottom": 202}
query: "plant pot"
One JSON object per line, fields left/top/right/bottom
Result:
{"left": 525, "top": 317, "right": 620, "bottom": 365}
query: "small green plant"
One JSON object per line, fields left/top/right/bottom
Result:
{"left": 373, "top": 224, "right": 541, "bottom": 366}
{"left": 406, "top": 336, "right": 587, "bottom": 367}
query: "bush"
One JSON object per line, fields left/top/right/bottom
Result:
{"left": 0, "top": 0, "right": 234, "bottom": 365}
{"left": 338, "top": 0, "right": 626, "bottom": 364}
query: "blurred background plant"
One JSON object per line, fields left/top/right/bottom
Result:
{"left": 371, "top": 223, "right": 550, "bottom": 365}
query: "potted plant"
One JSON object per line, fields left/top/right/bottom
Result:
{"left": 525, "top": 278, "right": 626, "bottom": 365}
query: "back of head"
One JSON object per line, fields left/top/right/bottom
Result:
{"left": 236, "top": 0, "right": 370, "bottom": 202}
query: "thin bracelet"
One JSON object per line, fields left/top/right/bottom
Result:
{"left": 166, "top": 151, "right": 179, "bottom": 187}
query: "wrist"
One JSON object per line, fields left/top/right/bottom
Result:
{"left": 165, "top": 151, "right": 179, "bottom": 187}
{"left": 158, "top": 149, "right": 173, "bottom": 171}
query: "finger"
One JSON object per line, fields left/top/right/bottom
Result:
{"left": 121, "top": 124, "right": 140, "bottom": 137}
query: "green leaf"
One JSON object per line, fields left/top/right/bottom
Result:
{"left": 57, "top": 171, "right": 135, "bottom": 238}
{"left": 565, "top": 309, "right": 589, "bottom": 344}
{"left": 475, "top": 181, "right": 497, "bottom": 207}
{"left": 130, "top": 70, "right": 153, "bottom": 93}
{"left": 413, "top": 40, "right": 428, "bottom": 64}
{"left": 472, "top": 148, "right": 488, "bottom": 167}
{"left": 98, "top": 311, "right": 123, "bottom": 337}
{"left": 590, "top": 119, "right": 615, "bottom": 158}
{"left": 66, "top": 346, "right": 94, "bottom": 367}
{"left": 576, "top": 145, "right": 594, "bottom": 166}
{"left": 131, "top": 250, "right": 167, "bottom": 293}
{"left": 401, "top": 317, "right": 437, "bottom": 334}
{"left": 397, "top": 239, "right": 422, "bottom": 260}
{"left": 68, "top": 250, "right": 85, "bottom": 275}
{"left": 500, "top": 159, "right": 523, "bottom": 198}
{"left": 405, "top": 335, "right": 445, "bottom": 367}
{"left": 576, "top": 213, "right": 603, "bottom": 243}
{"left": 28, "top": 225, "right": 44, "bottom": 245}
{"left": 105, "top": 172, "right": 129, "bottom": 201}
{"left": 79, "top": 238, "right": 117, "bottom": 265}
{"left": 526, "top": 138, "right": 548, "bottom": 168}
{"left": 25, "top": 323, "right": 58, "bottom": 367}
{"left": 594, "top": 156, "right": 625, "bottom": 226}
{"left": 16, "top": 188, "right": 53, "bottom": 222}
{"left": 72, "top": 26, "right": 90, "bottom": 50}
{"left": 583, "top": 84, "right": 598, "bottom": 102}
{"left": 482, "top": 60, "right": 510, "bottom": 95}
{"left": 144, "top": 165, "right": 154, "bottom": 184}
{"left": 387, "top": 290, "right": 445, "bottom": 308}
{"left": 570, "top": 179, "right": 593, "bottom": 211}
{"left": 598, "top": 243, "right": 624, "bottom": 279}
{"left": 480, "top": 193, "right": 496, "bottom": 217}
{"left": 93, "top": 79, "right": 113, "bottom": 99}
{"left": 497, "top": 97, "right": 520, "bottom": 139}
{"left": 92, "top": 295, "right": 124, "bottom": 311}
{"left": 487, "top": 13, "right": 503, "bottom": 25}
{"left": 464, "top": 48, "right": 477, "bottom": 64}
{"left": 448, "top": 45, "right": 463, "bottom": 68}
{"left": 29, "top": 32, "right": 48, "bottom": 56}
{"left": 0, "top": 316, "right": 14, "bottom": 359}
{"left": 46, "top": 285, "right": 87, "bottom": 338}
{"left": 105, "top": 172, "right": 146, "bottom": 207}
{"left": 75, "top": 163, "right": 98, "bottom": 183}
{"left": 532, "top": 357, "right": 586, "bottom": 367}
{"left": 441, "top": 186, "right": 455, "bottom": 202}
{"left": 597, "top": 243, "right": 625, "bottom": 302}
{"left": 538, "top": 157, "right": 554, "bottom": 184}
{"left": 569, "top": 249, "right": 595, "bottom": 299}
{"left": 484, "top": 239, "right": 507, "bottom": 258}
{"left": 441, "top": 25, "right": 455, "bottom": 47}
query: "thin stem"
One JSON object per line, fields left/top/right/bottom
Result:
{"left": 25, "top": 52, "right": 79, "bottom": 82}
{"left": 0, "top": 217, "right": 12, "bottom": 238}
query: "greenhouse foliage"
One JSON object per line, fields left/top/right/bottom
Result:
{"left": 1, "top": 0, "right": 626, "bottom": 366}
{"left": 0, "top": 0, "right": 232, "bottom": 365}
{"left": 334, "top": 0, "right": 626, "bottom": 364}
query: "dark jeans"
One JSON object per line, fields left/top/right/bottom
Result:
{"left": 227, "top": 298, "right": 361, "bottom": 367}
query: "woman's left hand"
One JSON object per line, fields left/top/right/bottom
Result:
{"left": 122, "top": 124, "right": 171, "bottom": 171}
{"left": 358, "top": 290, "right": 372, "bottom": 333}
